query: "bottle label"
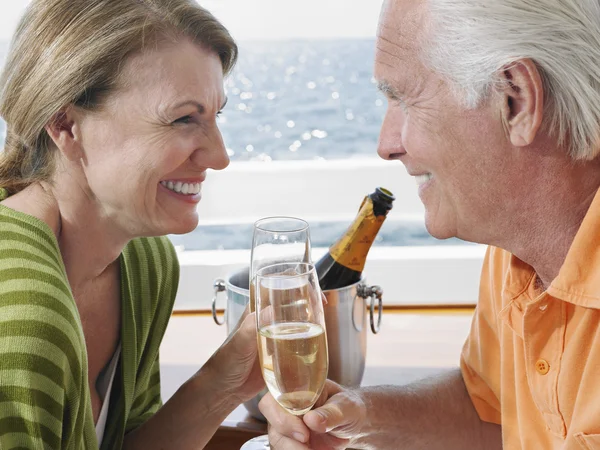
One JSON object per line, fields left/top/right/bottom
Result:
{"left": 328, "top": 196, "right": 386, "bottom": 272}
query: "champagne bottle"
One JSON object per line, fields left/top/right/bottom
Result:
{"left": 315, "top": 187, "right": 395, "bottom": 291}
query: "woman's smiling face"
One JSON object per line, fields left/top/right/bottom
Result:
{"left": 71, "top": 38, "right": 230, "bottom": 237}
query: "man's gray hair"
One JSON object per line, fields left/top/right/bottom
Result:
{"left": 425, "top": 0, "right": 600, "bottom": 160}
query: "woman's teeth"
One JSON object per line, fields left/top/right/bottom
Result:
{"left": 160, "top": 180, "right": 201, "bottom": 195}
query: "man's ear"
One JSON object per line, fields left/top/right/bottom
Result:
{"left": 499, "top": 59, "right": 544, "bottom": 147}
{"left": 44, "top": 106, "right": 83, "bottom": 161}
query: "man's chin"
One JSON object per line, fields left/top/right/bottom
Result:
{"left": 423, "top": 216, "right": 456, "bottom": 241}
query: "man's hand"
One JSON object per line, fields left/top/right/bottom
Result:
{"left": 259, "top": 380, "right": 367, "bottom": 449}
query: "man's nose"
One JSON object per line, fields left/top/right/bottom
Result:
{"left": 377, "top": 108, "right": 405, "bottom": 160}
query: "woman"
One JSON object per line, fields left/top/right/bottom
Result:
{"left": 0, "top": 0, "right": 263, "bottom": 448}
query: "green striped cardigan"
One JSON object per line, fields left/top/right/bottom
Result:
{"left": 0, "top": 198, "right": 179, "bottom": 449}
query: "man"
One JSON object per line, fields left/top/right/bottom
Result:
{"left": 259, "top": 0, "right": 600, "bottom": 448}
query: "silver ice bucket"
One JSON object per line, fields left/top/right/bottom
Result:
{"left": 322, "top": 279, "right": 383, "bottom": 387}
{"left": 212, "top": 267, "right": 383, "bottom": 421}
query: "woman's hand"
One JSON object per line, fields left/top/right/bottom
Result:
{"left": 201, "top": 308, "right": 265, "bottom": 405}
{"left": 123, "top": 308, "right": 264, "bottom": 450}
{"left": 259, "top": 379, "right": 368, "bottom": 450}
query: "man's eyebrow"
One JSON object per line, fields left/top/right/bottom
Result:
{"left": 376, "top": 80, "right": 402, "bottom": 100}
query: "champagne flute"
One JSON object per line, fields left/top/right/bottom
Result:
{"left": 241, "top": 218, "right": 315, "bottom": 450}
{"left": 242, "top": 263, "right": 329, "bottom": 449}
{"left": 249, "top": 217, "right": 312, "bottom": 313}
{"left": 255, "top": 262, "right": 329, "bottom": 416}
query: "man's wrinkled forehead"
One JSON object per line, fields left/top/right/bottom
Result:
{"left": 376, "top": 0, "right": 427, "bottom": 62}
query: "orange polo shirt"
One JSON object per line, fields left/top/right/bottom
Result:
{"left": 461, "top": 188, "right": 600, "bottom": 449}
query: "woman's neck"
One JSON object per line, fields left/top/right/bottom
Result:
{"left": 24, "top": 181, "right": 129, "bottom": 291}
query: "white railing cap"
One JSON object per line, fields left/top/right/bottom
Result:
{"left": 196, "top": 158, "right": 424, "bottom": 224}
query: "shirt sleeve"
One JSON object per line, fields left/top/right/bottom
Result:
{"left": 0, "top": 291, "right": 88, "bottom": 449}
{"left": 460, "top": 246, "right": 503, "bottom": 425}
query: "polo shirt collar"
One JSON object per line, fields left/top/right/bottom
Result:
{"left": 502, "top": 187, "right": 600, "bottom": 311}
{"left": 546, "top": 187, "right": 600, "bottom": 308}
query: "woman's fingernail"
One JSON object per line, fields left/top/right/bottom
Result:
{"left": 292, "top": 432, "right": 307, "bottom": 443}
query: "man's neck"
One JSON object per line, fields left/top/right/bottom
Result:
{"left": 499, "top": 159, "right": 600, "bottom": 289}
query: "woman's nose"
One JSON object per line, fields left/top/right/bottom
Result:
{"left": 190, "top": 127, "right": 230, "bottom": 170}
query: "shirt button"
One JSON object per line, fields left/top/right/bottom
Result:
{"left": 536, "top": 359, "right": 550, "bottom": 375}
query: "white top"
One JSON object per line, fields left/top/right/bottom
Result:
{"left": 95, "top": 344, "right": 121, "bottom": 446}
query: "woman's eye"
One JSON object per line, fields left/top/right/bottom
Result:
{"left": 174, "top": 115, "right": 193, "bottom": 125}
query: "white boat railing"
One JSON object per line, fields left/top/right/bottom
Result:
{"left": 175, "top": 158, "right": 485, "bottom": 310}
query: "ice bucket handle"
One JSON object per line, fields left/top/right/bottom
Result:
{"left": 357, "top": 284, "right": 383, "bottom": 334}
{"left": 212, "top": 279, "right": 226, "bottom": 326}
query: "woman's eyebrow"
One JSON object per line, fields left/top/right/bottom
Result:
{"left": 172, "top": 100, "right": 205, "bottom": 114}
{"left": 172, "top": 97, "right": 228, "bottom": 113}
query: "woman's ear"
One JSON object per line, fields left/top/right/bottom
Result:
{"left": 499, "top": 59, "right": 544, "bottom": 147}
{"left": 44, "top": 106, "right": 83, "bottom": 162}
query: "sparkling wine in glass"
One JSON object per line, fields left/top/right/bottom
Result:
{"left": 241, "top": 217, "right": 316, "bottom": 450}
{"left": 256, "top": 262, "right": 329, "bottom": 416}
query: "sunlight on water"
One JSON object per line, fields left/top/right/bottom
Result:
{"left": 0, "top": 39, "right": 385, "bottom": 162}
{"left": 217, "top": 39, "right": 385, "bottom": 162}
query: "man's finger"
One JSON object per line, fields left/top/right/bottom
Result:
{"left": 259, "top": 393, "right": 311, "bottom": 444}
{"left": 303, "top": 390, "right": 366, "bottom": 439}
{"left": 304, "top": 404, "right": 343, "bottom": 433}
{"left": 267, "top": 429, "right": 310, "bottom": 450}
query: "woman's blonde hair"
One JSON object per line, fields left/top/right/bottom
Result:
{"left": 0, "top": 0, "right": 238, "bottom": 195}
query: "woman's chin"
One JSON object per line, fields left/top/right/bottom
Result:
{"left": 162, "top": 215, "right": 199, "bottom": 236}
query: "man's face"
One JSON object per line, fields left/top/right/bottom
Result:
{"left": 374, "top": 0, "right": 518, "bottom": 243}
